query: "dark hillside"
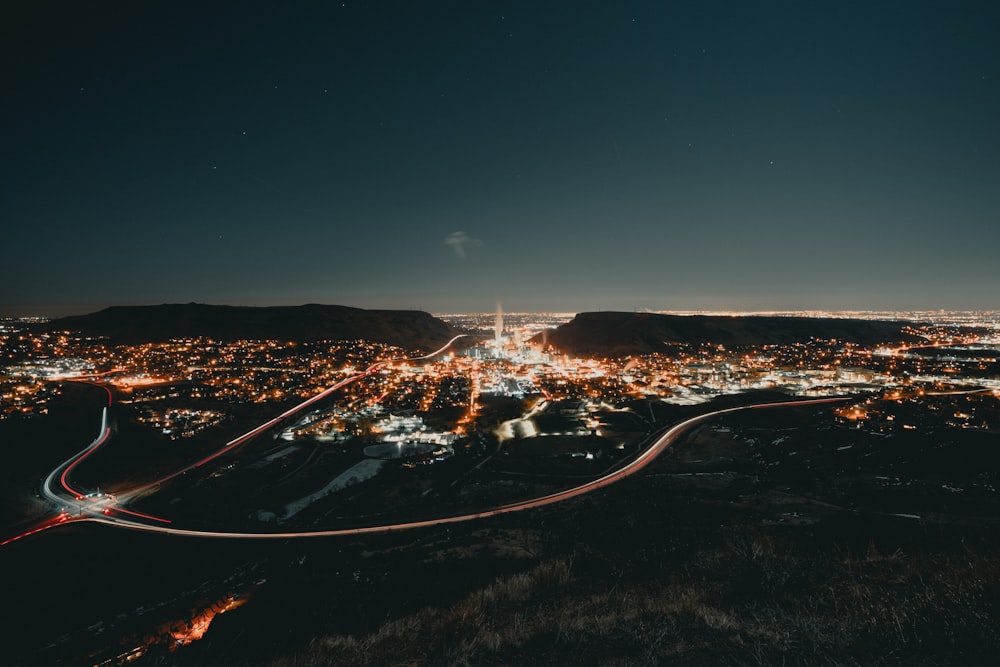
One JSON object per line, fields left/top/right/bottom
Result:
{"left": 532, "top": 312, "right": 923, "bottom": 357}
{"left": 44, "top": 304, "right": 461, "bottom": 351}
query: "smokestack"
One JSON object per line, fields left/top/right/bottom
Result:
{"left": 495, "top": 303, "right": 503, "bottom": 353}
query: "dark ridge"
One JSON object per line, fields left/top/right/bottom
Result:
{"left": 44, "top": 303, "right": 461, "bottom": 351}
{"left": 530, "top": 311, "right": 925, "bottom": 357}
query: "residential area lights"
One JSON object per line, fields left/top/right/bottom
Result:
{"left": 0, "top": 312, "right": 998, "bottom": 552}
{"left": 1, "top": 316, "right": 998, "bottom": 434}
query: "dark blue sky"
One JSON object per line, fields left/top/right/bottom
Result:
{"left": 3, "top": 1, "right": 999, "bottom": 316}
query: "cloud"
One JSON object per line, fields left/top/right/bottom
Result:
{"left": 444, "top": 231, "right": 483, "bottom": 259}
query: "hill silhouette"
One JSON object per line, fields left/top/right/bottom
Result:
{"left": 531, "top": 311, "right": 924, "bottom": 357}
{"left": 45, "top": 303, "right": 461, "bottom": 351}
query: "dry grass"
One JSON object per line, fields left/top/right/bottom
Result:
{"left": 266, "top": 533, "right": 1000, "bottom": 667}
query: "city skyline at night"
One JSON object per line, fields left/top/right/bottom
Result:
{"left": 3, "top": 279, "right": 1000, "bottom": 666}
{"left": 3, "top": 5, "right": 1000, "bottom": 662}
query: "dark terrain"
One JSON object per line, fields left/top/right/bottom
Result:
{"left": 5, "top": 392, "right": 999, "bottom": 666}
{"left": 532, "top": 312, "right": 925, "bottom": 357}
{"left": 174, "top": 398, "right": 1000, "bottom": 667}
{"left": 43, "top": 303, "right": 462, "bottom": 351}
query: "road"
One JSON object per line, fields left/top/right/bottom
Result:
{"left": 2, "top": 336, "right": 466, "bottom": 545}
{"left": 70, "top": 397, "right": 847, "bottom": 541}
{"left": 4, "top": 335, "right": 844, "bottom": 545}
{"left": 118, "top": 334, "right": 468, "bottom": 500}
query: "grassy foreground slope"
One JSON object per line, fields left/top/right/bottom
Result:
{"left": 162, "top": 401, "right": 1000, "bottom": 667}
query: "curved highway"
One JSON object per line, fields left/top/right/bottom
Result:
{"left": 2, "top": 336, "right": 467, "bottom": 545}
{"left": 3, "top": 333, "right": 845, "bottom": 545}
{"left": 75, "top": 397, "right": 846, "bottom": 540}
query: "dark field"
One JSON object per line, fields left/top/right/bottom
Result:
{"left": 4, "top": 394, "right": 999, "bottom": 666}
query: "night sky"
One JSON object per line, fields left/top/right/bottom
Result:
{"left": 3, "top": 1, "right": 999, "bottom": 317}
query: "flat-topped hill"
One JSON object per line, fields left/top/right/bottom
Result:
{"left": 530, "top": 311, "right": 924, "bottom": 357}
{"left": 46, "top": 303, "right": 461, "bottom": 352}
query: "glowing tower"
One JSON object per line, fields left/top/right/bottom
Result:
{"left": 494, "top": 303, "right": 504, "bottom": 357}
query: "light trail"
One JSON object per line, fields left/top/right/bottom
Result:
{"left": 119, "top": 335, "right": 467, "bottom": 499}
{"left": 0, "top": 512, "right": 76, "bottom": 547}
{"left": 76, "top": 397, "right": 848, "bottom": 541}
{"left": 119, "top": 372, "right": 368, "bottom": 498}
{"left": 56, "top": 408, "right": 111, "bottom": 500}
{"left": 3, "top": 335, "right": 842, "bottom": 547}
{"left": 3, "top": 406, "right": 117, "bottom": 546}
{"left": 2, "top": 336, "right": 469, "bottom": 546}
